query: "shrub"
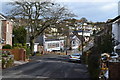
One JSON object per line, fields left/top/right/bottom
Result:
{"left": 2, "top": 44, "right": 12, "bottom": 49}
{"left": 87, "top": 51, "right": 100, "bottom": 80}
{"left": 2, "top": 55, "right": 14, "bottom": 69}
{"left": 13, "top": 43, "right": 31, "bottom": 58}
{"left": 26, "top": 47, "right": 31, "bottom": 58}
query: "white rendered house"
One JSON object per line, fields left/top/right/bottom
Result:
{"left": 110, "top": 16, "right": 120, "bottom": 53}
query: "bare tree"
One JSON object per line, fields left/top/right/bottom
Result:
{"left": 7, "top": 0, "right": 75, "bottom": 53}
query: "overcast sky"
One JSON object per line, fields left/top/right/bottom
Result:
{"left": 0, "top": 0, "right": 120, "bottom": 22}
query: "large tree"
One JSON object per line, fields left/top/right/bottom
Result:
{"left": 13, "top": 26, "right": 26, "bottom": 45}
{"left": 7, "top": 0, "right": 75, "bottom": 53}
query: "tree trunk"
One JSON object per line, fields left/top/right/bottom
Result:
{"left": 30, "top": 38, "right": 35, "bottom": 55}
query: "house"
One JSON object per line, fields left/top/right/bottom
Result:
{"left": 70, "top": 35, "right": 81, "bottom": 50}
{"left": 28, "top": 33, "right": 81, "bottom": 52}
{"left": 109, "top": 15, "right": 120, "bottom": 54}
{"left": 44, "top": 39, "right": 64, "bottom": 52}
{"left": 0, "top": 13, "right": 13, "bottom": 49}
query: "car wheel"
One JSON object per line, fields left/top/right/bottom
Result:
{"left": 78, "top": 60, "right": 81, "bottom": 63}
{"left": 68, "top": 59, "right": 71, "bottom": 62}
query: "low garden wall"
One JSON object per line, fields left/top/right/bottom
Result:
{"left": 1, "top": 48, "right": 26, "bottom": 61}
{"left": 1, "top": 48, "right": 26, "bottom": 69}
{"left": 2, "top": 50, "right": 14, "bottom": 69}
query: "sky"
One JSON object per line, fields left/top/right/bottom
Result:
{"left": 0, "top": 0, "right": 120, "bottom": 22}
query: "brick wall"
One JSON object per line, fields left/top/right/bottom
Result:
{"left": 1, "top": 49, "right": 26, "bottom": 61}
{"left": 109, "top": 62, "right": 120, "bottom": 80}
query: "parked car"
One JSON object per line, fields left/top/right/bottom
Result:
{"left": 110, "top": 52, "right": 119, "bottom": 60}
{"left": 69, "top": 53, "right": 81, "bottom": 62}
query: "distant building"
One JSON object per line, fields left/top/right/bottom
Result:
{"left": 70, "top": 35, "right": 81, "bottom": 50}
{"left": 43, "top": 35, "right": 81, "bottom": 52}
{"left": 29, "top": 34, "right": 81, "bottom": 52}
{"left": 0, "top": 13, "right": 13, "bottom": 48}
{"left": 26, "top": 34, "right": 44, "bottom": 52}
{"left": 44, "top": 39, "right": 64, "bottom": 52}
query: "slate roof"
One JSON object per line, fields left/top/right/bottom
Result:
{"left": 0, "top": 13, "right": 6, "bottom": 20}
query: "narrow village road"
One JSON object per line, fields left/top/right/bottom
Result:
{"left": 2, "top": 54, "right": 90, "bottom": 79}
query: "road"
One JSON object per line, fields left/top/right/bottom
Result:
{"left": 2, "top": 54, "right": 90, "bottom": 79}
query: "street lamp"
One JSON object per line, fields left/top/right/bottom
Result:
{"left": 65, "top": 24, "right": 69, "bottom": 55}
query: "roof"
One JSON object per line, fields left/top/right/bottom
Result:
{"left": 26, "top": 34, "right": 44, "bottom": 46}
{"left": 0, "top": 13, "right": 14, "bottom": 22}
{"left": 0, "top": 13, "right": 6, "bottom": 20}
{"left": 45, "top": 39, "right": 64, "bottom": 41}
{"left": 107, "top": 15, "right": 120, "bottom": 23}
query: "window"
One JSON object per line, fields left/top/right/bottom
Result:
{"left": 72, "top": 41, "right": 75, "bottom": 46}
{"left": 56, "top": 43, "right": 59, "bottom": 47}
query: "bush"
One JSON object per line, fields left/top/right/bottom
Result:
{"left": 13, "top": 43, "right": 23, "bottom": 48}
{"left": 88, "top": 52, "right": 100, "bottom": 80}
{"left": 2, "top": 55, "right": 14, "bottom": 69}
{"left": 2, "top": 44, "right": 12, "bottom": 49}
{"left": 13, "top": 43, "right": 31, "bottom": 58}
{"left": 26, "top": 47, "right": 31, "bottom": 58}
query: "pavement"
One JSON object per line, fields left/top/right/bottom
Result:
{"left": 14, "top": 60, "right": 28, "bottom": 66}
{"left": 2, "top": 54, "right": 91, "bottom": 79}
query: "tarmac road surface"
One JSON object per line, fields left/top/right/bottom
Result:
{"left": 2, "top": 54, "right": 90, "bottom": 80}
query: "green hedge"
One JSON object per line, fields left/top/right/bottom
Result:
{"left": 82, "top": 48, "right": 100, "bottom": 80}
{"left": 13, "top": 43, "right": 31, "bottom": 58}
{"left": 2, "top": 44, "right": 12, "bottom": 49}
{"left": 88, "top": 54, "right": 100, "bottom": 80}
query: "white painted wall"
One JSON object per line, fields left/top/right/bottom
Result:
{"left": 112, "top": 23, "right": 119, "bottom": 41}
{"left": 71, "top": 36, "right": 81, "bottom": 50}
{"left": 112, "top": 21, "right": 120, "bottom": 51}
{"left": 44, "top": 40, "right": 64, "bottom": 52}
{"left": 26, "top": 43, "right": 39, "bottom": 52}
{"left": 34, "top": 44, "right": 38, "bottom": 52}
{"left": 118, "top": 23, "right": 120, "bottom": 42}
{"left": 78, "top": 32, "right": 91, "bottom": 36}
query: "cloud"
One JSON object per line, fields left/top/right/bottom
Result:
{"left": 1, "top": 0, "right": 119, "bottom": 22}
{"left": 100, "top": 3, "right": 118, "bottom": 11}
{"left": 55, "top": 0, "right": 119, "bottom": 2}
{"left": 61, "top": 2, "right": 118, "bottom": 21}
{"left": 1, "top": 0, "right": 119, "bottom": 3}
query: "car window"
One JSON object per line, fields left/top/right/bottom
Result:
{"left": 72, "top": 53, "right": 80, "bottom": 56}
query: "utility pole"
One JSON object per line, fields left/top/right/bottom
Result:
{"left": 81, "top": 23, "right": 84, "bottom": 55}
